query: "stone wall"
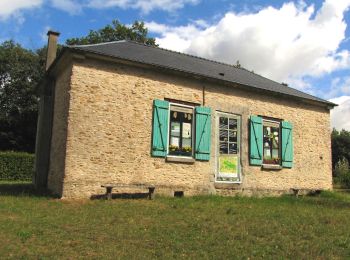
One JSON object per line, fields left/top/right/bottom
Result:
{"left": 47, "top": 64, "right": 72, "bottom": 195}
{"left": 50, "top": 57, "right": 332, "bottom": 198}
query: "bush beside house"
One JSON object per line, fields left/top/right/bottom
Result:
{"left": 334, "top": 157, "right": 350, "bottom": 188}
{"left": 0, "top": 152, "right": 34, "bottom": 181}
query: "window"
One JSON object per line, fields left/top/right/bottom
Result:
{"left": 217, "top": 113, "right": 241, "bottom": 183}
{"left": 152, "top": 99, "right": 211, "bottom": 161}
{"left": 168, "top": 104, "right": 194, "bottom": 157}
{"left": 219, "top": 117, "right": 238, "bottom": 155}
{"left": 249, "top": 115, "right": 293, "bottom": 168}
{"left": 263, "top": 120, "right": 280, "bottom": 165}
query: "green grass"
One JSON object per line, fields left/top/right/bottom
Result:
{"left": 1, "top": 183, "right": 350, "bottom": 259}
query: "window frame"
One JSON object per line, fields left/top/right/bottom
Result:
{"left": 262, "top": 118, "right": 281, "bottom": 166}
{"left": 215, "top": 111, "right": 242, "bottom": 184}
{"left": 166, "top": 102, "right": 195, "bottom": 159}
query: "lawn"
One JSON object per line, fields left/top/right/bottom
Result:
{"left": 0, "top": 182, "right": 350, "bottom": 259}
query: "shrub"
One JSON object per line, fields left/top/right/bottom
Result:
{"left": 0, "top": 151, "right": 34, "bottom": 181}
{"left": 335, "top": 157, "right": 350, "bottom": 188}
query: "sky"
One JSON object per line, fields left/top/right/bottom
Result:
{"left": 1, "top": 0, "right": 350, "bottom": 130}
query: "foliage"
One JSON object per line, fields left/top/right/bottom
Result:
{"left": 66, "top": 20, "right": 157, "bottom": 46}
{"left": 0, "top": 41, "right": 46, "bottom": 152}
{"left": 0, "top": 152, "right": 34, "bottom": 180}
{"left": 0, "top": 192, "right": 350, "bottom": 258}
{"left": 0, "top": 20, "right": 155, "bottom": 152}
{"left": 331, "top": 128, "right": 350, "bottom": 173}
{"left": 334, "top": 157, "right": 350, "bottom": 188}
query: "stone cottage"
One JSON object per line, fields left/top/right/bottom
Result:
{"left": 35, "top": 31, "right": 336, "bottom": 198}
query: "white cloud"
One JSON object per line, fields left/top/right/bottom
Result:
{"left": 51, "top": 0, "right": 82, "bottom": 15}
{"left": 0, "top": 0, "right": 42, "bottom": 20}
{"left": 87, "top": 0, "right": 199, "bottom": 13}
{"left": 148, "top": 0, "right": 350, "bottom": 88}
{"left": 40, "top": 26, "right": 51, "bottom": 43}
{"left": 329, "top": 96, "right": 350, "bottom": 130}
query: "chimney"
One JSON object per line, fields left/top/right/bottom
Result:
{"left": 46, "top": 30, "right": 60, "bottom": 71}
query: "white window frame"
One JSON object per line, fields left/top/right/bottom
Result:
{"left": 215, "top": 111, "right": 242, "bottom": 184}
{"left": 166, "top": 102, "right": 195, "bottom": 159}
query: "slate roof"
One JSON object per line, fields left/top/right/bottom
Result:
{"left": 67, "top": 40, "right": 335, "bottom": 106}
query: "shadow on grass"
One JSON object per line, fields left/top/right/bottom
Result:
{"left": 91, "top": 192, "right": 150, "bottom": 200}
{"left": 0, "top": 182, "right": 52, "bottom": 197}
{"left": 286, "top": 191, "right": 350, "bottom": 209}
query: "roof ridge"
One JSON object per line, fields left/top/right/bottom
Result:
{"left": 67, "top": 40, "right": 128, "bottom": 48}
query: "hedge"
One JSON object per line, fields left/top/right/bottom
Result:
{"left": 0, "top": 152, "right": 34, "bottom": 181}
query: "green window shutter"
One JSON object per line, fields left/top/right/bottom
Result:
{"left": 195, "top": 106, "right": 211, "bottom": 161}
{"left": 151, "top": 100, "right": 169, "bottom": 157}
{"left": 250, "top": 115, "right": 263, "bottom": 165}
{"left": 281, "top": 121, "right": 293, "bottom": 168}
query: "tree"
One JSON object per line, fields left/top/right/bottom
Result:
{"left": 331, "top": 128, "right": 350, "bottom": 174}
{"left": 0, "top": 41, "right": 46, "bottom": 152}
{"left": 66, "top": 20, "right": 157, "bottom": 46}
{"left": 0, "top": 20, "right": 156, "bottom": 153}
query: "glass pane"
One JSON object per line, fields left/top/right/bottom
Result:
{"left": 182, "top": 138, "right": 191, "bottom": 147}
{"left": 264, "top": 148, "right": 271, "bottom": 158}
{"left": 171, "top": 111, "right": 180, "bottom": 120}
{"left": 219, "top": 129, "right": 228, "bottom": 142}
{"left": 170, "top": 122, "right": 180, "bottom": 137}
{"left": 219, "top": 117, "right": 228, "bottom": 129}
{"left": 229, "top": 118, "right": 237, "bottom": 130}
{"left": 271, "top": 128, "right": 279, "bottom": 148}
{"left": 182, "top": 122, "right": 192, "bottom": 138}
{"left": 170, "top": 137, "right": 179, "bottom": 147}
{"left": 229, "top": 131, "right": 237, "bottom": 142}
{"left": 272, "top": 149, "right": 279, "bottom": 158}
{"left": 264, "top": 141, "right": 271, "bottom": 148}
{"left": 183, "top": 113, "right": 192, "bottom": 123}
{"left": 229, "top": 143, "right": 237, "bottom": 154}
{"left": 220, "top": 142, "right": 228, "bottom": 154}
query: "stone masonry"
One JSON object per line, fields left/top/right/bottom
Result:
{"left": 46, "top": 56, "right": 332, "bottom": 198}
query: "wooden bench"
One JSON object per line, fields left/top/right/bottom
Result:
{"left": 101, "top": 184, "right": 155, "bottom": 200}
{"left": 291, "top": 188, "right": 321, "bottom": 197}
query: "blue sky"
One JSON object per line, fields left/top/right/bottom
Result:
{"left": 1, "top": 0, "right": 350, "bottom": 129}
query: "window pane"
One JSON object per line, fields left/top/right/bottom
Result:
{"left": 264, "top": 141, "right": 271, "bottom": 148}
{"left": 183, "top": 113, "right": 192, "bottom": 123}
{"left": 264, "top": 148, "right": 271, "bottom": 158}
{"left": 182, "top": 138, "right": 191, "bottom": 147}
{"left": 170, "top": 122, "right": 180, "bottom": 137}
{"left": 272, "top": 149, "right": 279, "bottom": 158}
{"left": 220, "top": 142, "right": 228, "bottom": 154}
{"left": 182, "top": 122, "right": 192, "bottom": 138}
{"left": 229, "top": 143, "right": 237, "bottom": 154}
{"left": 229, "top": 118, "right": 237, "bottom": 130}
{"left": 170, "top": 137, "right": 179, "bottom": 146}
{"left": 229, "top": 131, "right": 237, "bottom": 142}
{"left": 263, "top": 121, "right": 280, "bottom": 163}
{"left": 219, "top": 129, "right": 228, "bottom": 142}
{"left": 219, "top": 117, "right": 228, "bottom": 129}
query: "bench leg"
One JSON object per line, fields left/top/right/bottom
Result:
{"left": 106, "top": 187, "right": 113, "bottom": 200}
{"left": 148, "top": 187, "right": 155, "bottom": 200}
{"left": 291, "top": 189, "right": 299, "bottom": 197}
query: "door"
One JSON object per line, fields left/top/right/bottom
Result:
{"left": 216, "top": 113, "right": 241, "bottom": 183}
